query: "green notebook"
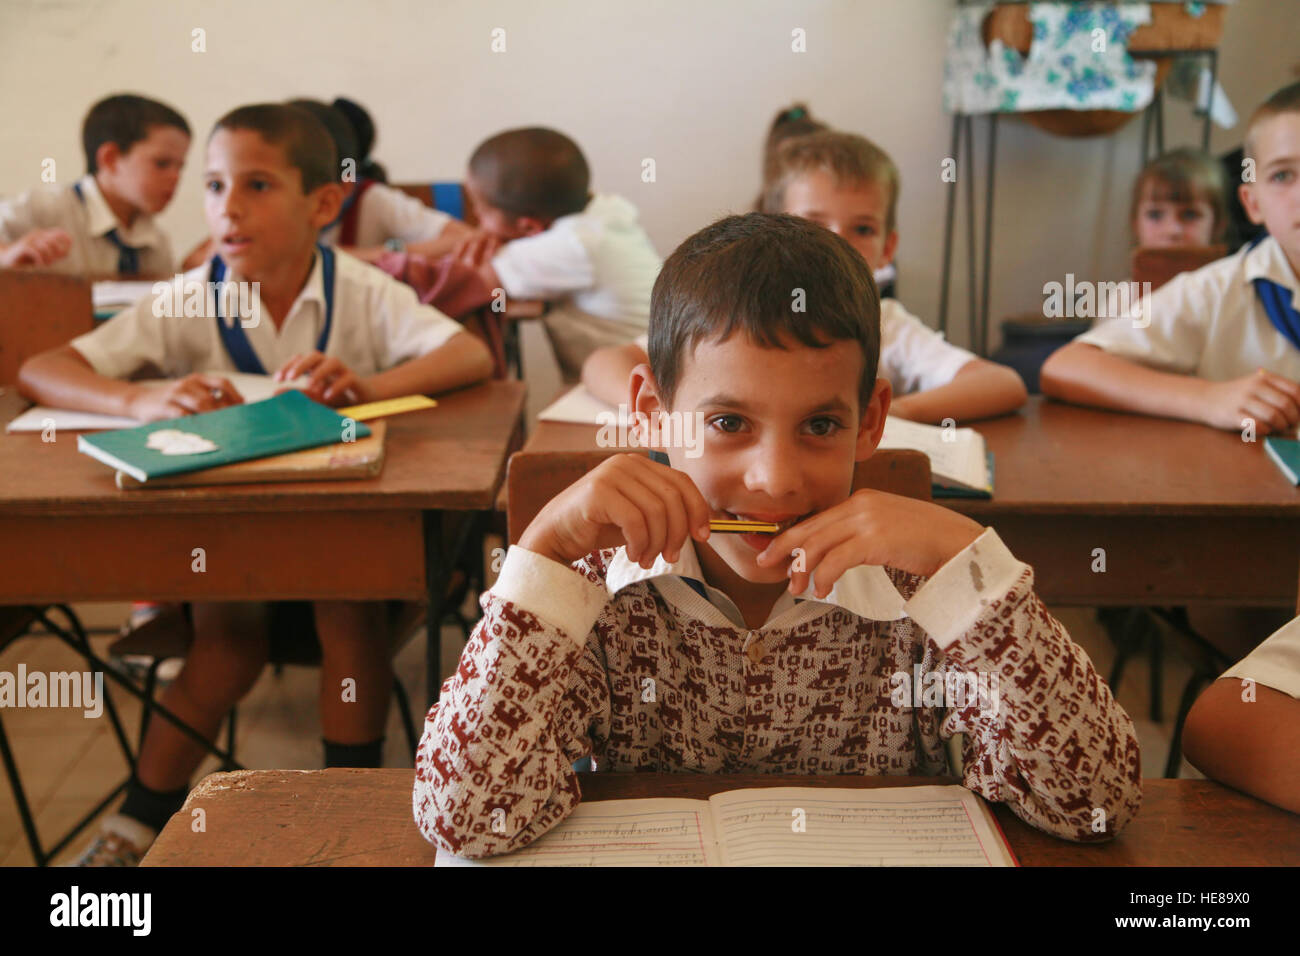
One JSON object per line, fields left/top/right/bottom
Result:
{"left": 77, "top": 390, "right": 371, "bottom": 483}
{"left": 1264, "top": 436, "right": 1300, "bottom": 485}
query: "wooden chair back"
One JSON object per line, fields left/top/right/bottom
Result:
{"left": 506, "top": 448, "right": 932, "bottom": 545}
{"left": 0, "top": 270, "right": 94, "bottom": 384}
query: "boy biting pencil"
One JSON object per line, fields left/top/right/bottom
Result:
{"left": 414, "top": 213, "right": 1141, "bottom": 859}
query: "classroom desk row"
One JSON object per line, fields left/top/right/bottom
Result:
{"left": 513, "top": 394, "right": 1300, "bottom": 609}
{"left": 140, "top": 768, "right": 1300, "bottom": 866}
{"left": 0, "top": 380, "right": 527, "bottom": 708}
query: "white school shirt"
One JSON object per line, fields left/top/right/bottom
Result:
{"left": 631, "top": 298, "right": 975, "bottom": 395}
{"left": 491, "top": 194, "right": 660, "bottom": 381}
{"left": 1223, "top": 616, "right": 1300, "bottom": 699}
{"left": 0, "top": 175, "right": 173, "bottom": 276}
{"left": 1074, "top": 235, "right": 1300, "bottom": 381}
{"left": 70, "top": 248, "right": 466, "bottom": 380}
{"left": 317, "top": 182, "right": 454, "bottom": 249}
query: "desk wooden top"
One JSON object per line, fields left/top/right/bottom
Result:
{"left": 0, "top": 380, "right": 526, "bottom": 516}
{"left": 523, "top": 395, "right": 1300, "bottom": 518}
{"left": 142, "top": 768, "right": 1300, "bottom": 866}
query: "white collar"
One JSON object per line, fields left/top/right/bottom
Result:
{"left": 1243, "top": 233, "right": 1300, "bottom": 293}
{"left": 223, "top": 248, "right": 328, "bottom": 324}
{"left": 74, "top": 174, "right": 162, "bottom": 247}
{"left": 604, "top": 537, "right": 908, "bottom": 628}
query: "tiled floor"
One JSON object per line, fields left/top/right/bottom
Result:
{"left": 0, "top": 596, "right": 1203, "bottom": 866}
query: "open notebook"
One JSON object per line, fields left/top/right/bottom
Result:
{"left": 435, "top": 785, "right": 1017, "bottom": 867}
{"left": 537, "top": 386, "right": 993, "bottom": 498}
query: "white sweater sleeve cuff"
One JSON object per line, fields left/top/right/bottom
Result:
{"left": 490, "top": 545, "right": 611, "bottom": 646}
{"left": 905, "top": 528, "right": 1028, "bottom": 650}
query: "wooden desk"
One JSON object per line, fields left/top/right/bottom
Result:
{"left": 517, "top": 396, "right": 1300, "bottom": 607}
{"left": 0, "top": 380, "right": 526, "bottom": 705}
{"left": 141, "top": 768, "right": 1300, "bottom": 866}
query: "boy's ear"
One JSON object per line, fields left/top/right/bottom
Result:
{"left": 1238, "top": 181, "right": 1265, "bottom": 225}
{"left": 514, "top": 216, "right": 549, "bottom": 238}
{"left": 879, "top": 230, "right": 900, "bottom": 270}
{"left": 94, "top": 141, "right": 123, "bottom": 176}
{"left": 854, "top": 377, "right": 892, "bottom": 463}
{"left": 307, "top": 182, "right": 346, "bottom": 232}
{"left": 629, "top": 362, "right": 664, "bottom": 446}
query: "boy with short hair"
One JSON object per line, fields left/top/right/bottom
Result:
{"left": 1041, "top": 81, "right": 1300, "bottom": 435}
{"left": 455, "top": 127, "right": 660, "bottom": 381}
{"left": 582, "top": 131, "right": 1027, "bottom": 423}
{"left": 1182, "top": 616, "right": 1300, "bottom": 814}
{"left": 0, "top": 93, "right": 190, "bottom": 275}
{"left": 20, "top": 102, "right": 494, "bottom": 866}
{"left": 414, "top": 213, "right": 1141, "bottom": 860}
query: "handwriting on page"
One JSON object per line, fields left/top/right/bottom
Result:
{"left": 717, "top": 797, "right": 996, "bottom": 866}
{"left": 436, "top": 803, "right": 713, "bottom": 867}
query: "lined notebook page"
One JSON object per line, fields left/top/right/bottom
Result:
{"left": 709, "top": 786, "right": 1015, "bottom": 867}
{"left": 435, "top": 798, "right": 721, "bottom": 866}
{"left": 877, "top": 416, "right": 988, "bottom": 490}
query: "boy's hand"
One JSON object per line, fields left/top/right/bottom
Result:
{"left": 127, "top": 373, "right": 244, "bottom": 422}
{"left": 0, "top": 228, "right": 73, "bottom": 268}
{"left": 1199, "top": 369, "right": 1300, "bottom": 435}
{"left": 453, "top": 230, "right": 501, "bottom": 269}
{"left": 275, "top": 351, "right": 371, "bottom": 406}
{"left": 519, "top": 453, "right": 712, "bottom": 569}
{"left": 756, "top": 490, "right": 985, "bottom": 595}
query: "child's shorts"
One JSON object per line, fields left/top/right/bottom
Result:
{"left": 183, "top": 600, "right": 409, "bottom": 664}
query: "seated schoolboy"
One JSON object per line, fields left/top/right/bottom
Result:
{"left": 0, "top": 93, "right": 189, "bottom": 274}
{"left": 454, "top": 127, "right": 661, "bottom": 382}
{"left": 1040, "top": 81, "right": 1300, "bottom": 435}
{"left": 1182, "top": 614, "right": 1300, "bottom": 814}
{"left": 413, "top": 212, "right": 1142, "bottom": 859}
{"left": 19, "top": 102, "right": 493, "bottom": 865}
{"left": 179, "top": 99, "right": 473, "bottom": 270}
{"left": 582, "top": 132, "right": 1027, "bottom": 423}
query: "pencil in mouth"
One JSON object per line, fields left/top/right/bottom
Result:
{"left": 708, "top": 518, "right": 782, "bottom": 534}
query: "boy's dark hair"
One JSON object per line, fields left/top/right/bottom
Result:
{"left": 1245, "top": 80, "right": 1300, "bottom": 160}
{"left": 1130, "top": 148, "right": 1228, "bottom": 243}
{"left": 211, "top": 103, "right": 339, "bottom": 193}
{"left": 332, "top": 96, "right": 388, "bottom": 182}
{"left": 468, "top": 127, "right": 590, "bottom": 220}
{"left": 286, "top": 98, "right": 358, "bottom": 182}
{"left": 762, "top": 131, "right": 901, "bottom": 233}
{"left": 82, "top": 94, "right": 190, "bottom": 174}
{"left": 649, "top": 213, "right": 881, "bottom": 410}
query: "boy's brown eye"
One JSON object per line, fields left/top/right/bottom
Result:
{"left": 710, "top": 415, "right": 744, "bottom": 433}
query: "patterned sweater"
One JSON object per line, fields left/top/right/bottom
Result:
{"left": 414, "top": 528, "right": 1143, "bottom": 858}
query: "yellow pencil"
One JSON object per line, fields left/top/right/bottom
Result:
{"left": 709, "top": 518, "right": 782, "bottom": 534}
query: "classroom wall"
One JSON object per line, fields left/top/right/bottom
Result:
{"left": 2, "top": 0, "right": 1297, "bottom": 355}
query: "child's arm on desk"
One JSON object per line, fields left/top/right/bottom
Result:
{"left": 581, "top": 342, "right": 648, "bottom": 406}
{"left": 1041, "top": 342, "right": 1300, "bottom": 434}
{"left": 414, "top": 455, "right": 712, "bottom": 859}
{"left": 889, "top": 358, "right": 1027, "bottom": 423}
{"left": 18, "top": 345, "right": 242, "bottom": 421}
{"left": 1183, "top": 678, "right": 1300, "bottom": 814}
{"left": 761, "top": 492, "right": 1144, "bottom": 842}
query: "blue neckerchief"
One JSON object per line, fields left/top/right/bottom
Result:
{"left": 1248, "top": 233, "right": 1300, "bottom": 352}
{"left": 72, "top": 181, "right": 140, "bottom": 276}
{"left": 208, "top": 244, "right": 335, "bottom": 375}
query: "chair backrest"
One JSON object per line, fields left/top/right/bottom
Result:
{"left": 506, "top": 448, "right": 932, "bottom": 545}
{"left": 0, "top": 269, "right": 94, "bottom": 385}
{"left": 1131, "top": 245, "right": 1226, "bottom": 292}
{"left": 392, "top": 181, "right": 478, "bottom": 227}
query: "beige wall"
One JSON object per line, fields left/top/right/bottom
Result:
{"left": 2, "top": 0, "right": 1297, "bottom": 355}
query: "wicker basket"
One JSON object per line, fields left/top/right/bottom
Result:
{"left": 981, "top": 2, "right": 1226, "bottom": 137}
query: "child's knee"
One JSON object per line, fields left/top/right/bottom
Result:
{"left": 188, "top": 602, "right": 271, "bottom": 684}
{"left": 313, "top": 600, "right": 391, "bottom": 658}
